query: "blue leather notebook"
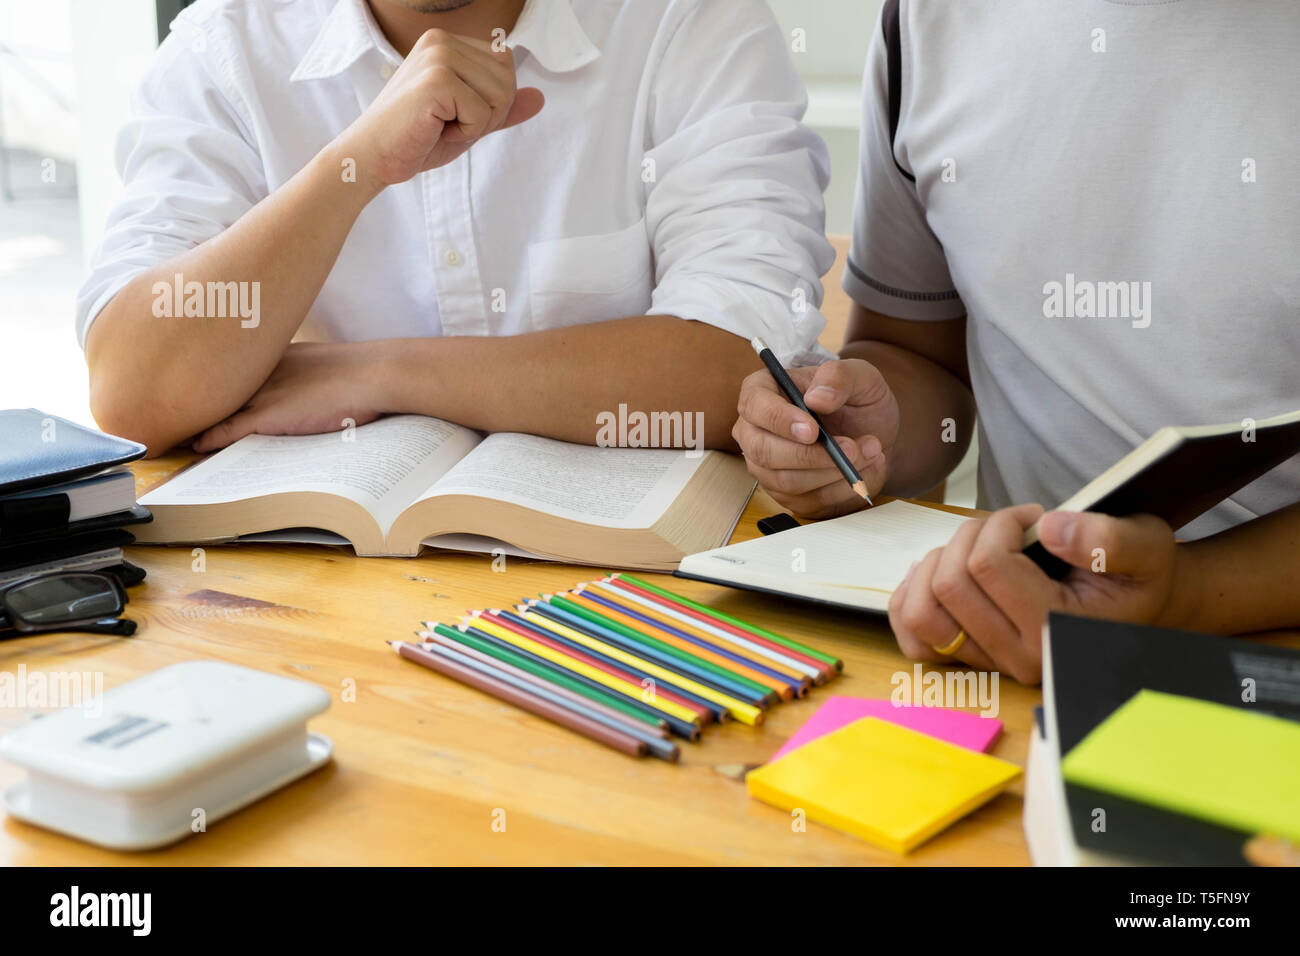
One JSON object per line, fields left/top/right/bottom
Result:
{"left": 0, "top": 410, "right": 149, "bottom": 545}
{"left": 0, "top": 409, "right": 145, "bottom": 495}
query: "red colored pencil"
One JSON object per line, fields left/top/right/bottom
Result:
{"left": 482, "top": 609, "right": 714, "bottom": 725}
{"left": 606, "top": 576, "right": 837, "bottom": 681}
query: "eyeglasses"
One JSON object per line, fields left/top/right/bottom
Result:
{"left": 0, "top": 571, "right": 136, "bottom": 638}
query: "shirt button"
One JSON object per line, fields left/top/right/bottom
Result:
{"left": 380, "top": 62, "right": 395, "bottom": 79}
{"left": 444, "top": 249, "right": 464, "bottom": 267}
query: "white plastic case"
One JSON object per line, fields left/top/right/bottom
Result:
{"left": 0, "top": 660, "right": 333, "bottom": 850}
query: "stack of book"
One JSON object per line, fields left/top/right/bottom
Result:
{"left": 0, "top": 409, "right": 151, "bottom": 587}
{"left": 1025, "top": 611, "right": 1300, "bottom": 866}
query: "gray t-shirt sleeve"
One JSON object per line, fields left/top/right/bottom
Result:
{"left": 841, "top": 7, "right": 965, "bottom": 321}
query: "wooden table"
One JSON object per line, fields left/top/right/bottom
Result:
{"left": 0, "top": 455, "right": 1050, "bottom": 866}
{"left": 7, "top": 458, "right": 1298, "bottom": 866}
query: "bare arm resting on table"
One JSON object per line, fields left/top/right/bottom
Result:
{"left": 186, "top": 319, "right": 758, "bottom": 454}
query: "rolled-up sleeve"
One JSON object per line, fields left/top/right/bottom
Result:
{"left": 74, "top": 18, "right": 267, "bottom": 348}
{"left": 842, "top": 5, "right": 964, "bottom": 321}
{"left": 642, "top": 0, "right": 835, "bottom": 367}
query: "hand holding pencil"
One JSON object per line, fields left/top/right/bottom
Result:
{"left": 733, "top": 345, "right": 897, "bottom": 520}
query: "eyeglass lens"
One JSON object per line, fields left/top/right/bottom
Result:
{"left": 3, "top": 574, "right": 123, "bottom": 625}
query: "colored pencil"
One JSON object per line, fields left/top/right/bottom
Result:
{"left": 547, "top": 593, "right": 773, "bottom": 706}
{"left": 616, "top": 573, "right": 843, "bottom": 672}
{"left": 418, "top": 638, "right": 681, "bottom": 763}
{"left": 425, "top": 635, "right": 681, "bottom": 762}
{"left": 443, "top": 618, "right": 672, "bottom": 730}
{"left": 510, "top": 606, "right": 730, "bottom": 723}
{"left": 528, "top": 599, "right": 737, "bottom": 698}
{"left": 520, "top": 603, "right": 763, "bottom": 725}
{"left": 423, "top": 625, "right": 667, "bottom": 735}
{"left": 572, "top": 587, "right": 795, "bottom": 697}
{"left": 530, "top": 597, "right": 768, "bottom": 717}
{"left": 462, "top": 616, "right": 705, "bottom": 728}
{"left": 422, "top": 634, "right": 669, "bottom": 744}
{"left": 456, "top": 618, "right": 703, "bottom": 740}
{"left": 392, "top": 571, "right": 854, "bottom": 762}
{"left": 482, "top": 610, "right": 714, "bottom": 725}
{"left": 535, "top": 598, "right": 769, "bottom": 721}
{"left": 577, "top": 582, "right": 800, "bottom": 697}
{"left": 389, "top": 640, "right": 647, "bottom": 758}
{"left": 594, "top": 578, "right": 824, "bottom": 684}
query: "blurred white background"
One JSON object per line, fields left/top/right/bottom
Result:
{"left": 1, "top": 0, "right": 157, "bottom": 426}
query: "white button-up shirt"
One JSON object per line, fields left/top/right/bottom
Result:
{"left": 76, "top": 0, "right": 835, "bottom": 364}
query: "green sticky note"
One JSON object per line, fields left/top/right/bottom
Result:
{"left": 1062, "top": 689, "right": 1300, "bottom": 842}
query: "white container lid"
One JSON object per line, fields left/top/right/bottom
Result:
{"left": 0, "top": 660, "right": 330, "bottom": 793}
{"left": 2, "top": 661, "right": 334, "bottom": 849}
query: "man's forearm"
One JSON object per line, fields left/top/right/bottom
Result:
{"left": 378, "top": 317, "right": 759, "bottom": 449}
{"left": 840, "top": 338, "right": 975, "bottom": 498}
{"left": 86, "top": 141, "right": 381, "bottom": 454}
{"left": 1161, "top": 502, "right": 1300, "bottom": 635}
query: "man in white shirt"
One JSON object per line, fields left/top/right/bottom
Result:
{"left": 732, "top": 0, "right": 1300, "bottom": 681}
{"left": 79, "top": 0, "right": 834, "bottom": 456}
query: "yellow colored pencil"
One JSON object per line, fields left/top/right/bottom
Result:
{"left": 591, "top": 578, "right": 825, "bottom": 684}
{"left": 562, "top": 591, "right": 783, "bottom": 704}
{"left": 582, "top": 582, "right": 812, "bottom": 692}
{"left": 463, "top": 615, "right": 705, "bottom": 728}
{"left": 517, "top": 606, "right": 765, "bottom": 726}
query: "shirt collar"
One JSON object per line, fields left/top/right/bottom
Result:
{"left": 506, "top": 0, "right": 601, "bottom": 74}
{"left": 291, "top": 0, "right": 599, "bottom": 84}
{"left": 291, "top": 0, "right": 400, "bottom": 84}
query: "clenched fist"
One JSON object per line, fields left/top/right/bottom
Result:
{"left": 337, "top": 28, "right": 545, "bottom": 190}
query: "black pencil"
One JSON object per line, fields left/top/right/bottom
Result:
{"left": 750, "top": 337, "right": 872, "bottom": 505}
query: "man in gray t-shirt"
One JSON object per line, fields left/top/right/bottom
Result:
{"left": 733, "top": 0, "right": 1300, "bottom": 682}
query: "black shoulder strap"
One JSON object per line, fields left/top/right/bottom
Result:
{"left": 881, "top": 0, "right": 916, "bottom": 183}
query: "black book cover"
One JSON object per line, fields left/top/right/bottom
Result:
{"left": 0, "top": 505, "right": 152, "bottom": 547}
{"left": 0, "top": 529, "right": 137, "bottom": 574}
{"left": 1026, "top": 412, "right": 1300, "bottom": 578}
{"left": 1047, "top": 612, "right": 1300, "bottom": 865}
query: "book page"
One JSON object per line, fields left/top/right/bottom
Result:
{"left": 422, "top": 533, "right": 546, "bottom": 560}
{"left": 683, "top": 500, "right": 968, "bottom": 593}
{"left": 140, "top": 416, "right": 482, "bottom": 533}
{"left": 418, "top": 432, "right": 705, "bottom": 529}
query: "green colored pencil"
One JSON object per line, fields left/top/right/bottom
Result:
{"left": 617, "top": 573, "right": 844, "bottom": 671}
{"left": 547, "top": 593, "right": 774, "bottom": 704}
{"left": 429, "top": 623, "right": 663, "bottom": 730}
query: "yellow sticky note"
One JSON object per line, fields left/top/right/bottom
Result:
{"left": 745, "top": 716, "right": 1021, "bottom": 854}
{"left": 1062, "top": 689, "right": 1300, "bottom": 842}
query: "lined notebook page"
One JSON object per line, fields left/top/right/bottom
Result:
{"left": 679, "top": 500, "right": 969, "bottom": 609}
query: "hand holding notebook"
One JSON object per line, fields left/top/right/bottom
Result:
{"left": 680, "top": 408, "right": 1300, "bottom": 613}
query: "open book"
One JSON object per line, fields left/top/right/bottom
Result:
{"left": 676, "top": 500, "right": 967, "bottom": 615}
{"left": 136, "top": 416, "right": 754, "bottom": 571}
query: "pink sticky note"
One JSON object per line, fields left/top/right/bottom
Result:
{"left": 769, "top": 696, "right": 1002, "bottom": 762}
